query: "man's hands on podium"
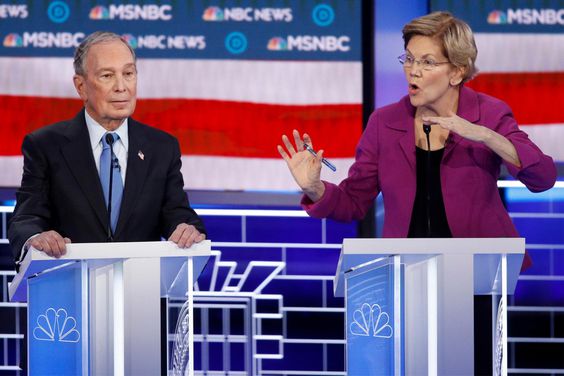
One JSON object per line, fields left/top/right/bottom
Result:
{"left": 23, "top": 223, "right": 204, "bottom": 260}
{"left": 27, "top": 230, "right": 71, "bottom": 258}
{"left": 168, "top": 223, "right": 206, "bottom": 249}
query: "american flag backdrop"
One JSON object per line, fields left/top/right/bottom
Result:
{"left": 2, "top": 1, "right": 561, "bottom": 192}
{"left": 0, "top": 1, "right": 363, "bottom": 191}
{"left": 433, "top": 1, "right": 564, "bottom": 165}
{"left": 0, "top": 58, "right": 362, "bottom": 190}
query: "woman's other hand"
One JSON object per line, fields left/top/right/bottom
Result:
{"left": 422, "top": 113, "right": 488, "bottom": 143}
{"left": 422, "top": 113, "right": 521, "bottom": 167}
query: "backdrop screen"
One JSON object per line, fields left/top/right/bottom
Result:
{"left": 0, "top": 1, "right": 363, "bottom": 190}
{"left": 431, "top": 0, "right": 564, "bottom": 164}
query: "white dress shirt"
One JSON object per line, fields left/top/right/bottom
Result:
{"left": 84, "top": 110, "right": 128, "bottom": 182}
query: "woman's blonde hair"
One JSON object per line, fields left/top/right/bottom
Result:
{"left": 402, "top": 11, "right": 478, "bottom": 83}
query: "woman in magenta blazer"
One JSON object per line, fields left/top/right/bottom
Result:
{"left": 278, "top": 12, "right": 556, "bottom": 255}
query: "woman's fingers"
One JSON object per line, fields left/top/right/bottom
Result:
{"left": 277, "top": 145, "right": 290, "bottom": 162}
{"left": 282, "top": 134, "right": 297, "bottom": 156}
{"left": 303, "top": 133, "right": 313, "bottom": 149}
{"left": 422, "top": 115, "right": 452, "bottom": 130}
{"left": 293, "top": 129, "right": 304, "bottom": 152}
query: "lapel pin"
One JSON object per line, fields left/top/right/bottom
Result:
{"left": 138, "top": 150, "right": 145, "bottom": 161}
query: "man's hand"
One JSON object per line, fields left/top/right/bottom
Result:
{"left": 168, "top": 223, "right": 206, "bottom": 249}
{"left": 28, "top": 231, "right": 71, "bottom": 258}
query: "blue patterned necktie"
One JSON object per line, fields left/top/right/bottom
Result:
{"left": 100, "top": 132, "right": 123, "bottom": 234}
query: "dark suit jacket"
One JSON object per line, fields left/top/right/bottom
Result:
{"left": 8, "top": 110, "right": 205, "bottom": 263}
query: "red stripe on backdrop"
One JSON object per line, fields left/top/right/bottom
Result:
{"left": 467, "top": 72, "right": 564, "bottom": 125}
{"left": 0, "top": 96, "right": 362, "bottom": 157}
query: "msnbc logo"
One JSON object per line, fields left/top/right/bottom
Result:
{"left": 89, "top": 4, "right": 172, "bottom": 21}
{"left": 487, "top": 10, "right": 508, "bottom": 24}
{"left": 267, "top": 37, "right": 288, "bottom": 51}
{"left": 493, "top": 8, "right": 564, "bottom": 25}
{"left": 89, "top": 6, "right": 110, "bottom": 20}
{"left": 121, "top": 34, "right": 138, "bottom": 49}
{"left": 266, "top": 35, "right": 350, "bottom": 52}
{"left": 203, "top": 6, "right": 223, "bottom": 21}
{"left": 3, "top": 33, "right": 23, "bottom": 47}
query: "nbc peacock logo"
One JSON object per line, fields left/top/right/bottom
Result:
{"left": 202, "top": 6, "right": 223, "bottom": 21}
{"left": 3, "top": 33, "right": 23, "bottom": 47}
{"left": 89, "top": 5, "right": 110, "bottom": 20}
{"left": 33, "top": 308, "right": 80, "bottom": 343}
{"left": 121, "top": 34, "right": 138, "bottom": 49}
{"left": 487, "top": 10, "right": 508, "bottom": 24}
{"left": 267, "top": 37, "right": 288, "bottom": 51}
{"left": 349, "top": 303, "right": 393, "bottom": 339}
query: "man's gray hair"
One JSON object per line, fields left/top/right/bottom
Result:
{"left": 73, "top": 31, "right": 136, "bottom": 75}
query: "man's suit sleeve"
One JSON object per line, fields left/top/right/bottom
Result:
{"left": 8, "top": 134, "right": 53, "bottom": 261}
{"left": 159, "top": 137, "right": 206, "bottom": 238}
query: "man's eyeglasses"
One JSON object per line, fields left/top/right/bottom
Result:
{"left": 398, "top": 53, "right": 450, "bottom": 71}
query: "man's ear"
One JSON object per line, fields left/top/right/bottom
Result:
{"left": 73, "top": 74, "right": 87, "bottom": 101}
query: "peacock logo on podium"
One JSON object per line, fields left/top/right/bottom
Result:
{"left": 33, "top": 307, "right": 81, "bottom": 343}
{"left": 349, "top": 303, "right": 393, "bottom": 338}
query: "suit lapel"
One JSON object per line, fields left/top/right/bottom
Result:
{"left": 444, "top": 86, "right": 481, "bottom": 159}
{"left": 387, "top": 98, "right": 416, "bottom": 172}
{"left": 114, "top": 119, "right": 150, "bottom": 237}
{"left": 60, "top": 110, "right": 108, "bottom": 231}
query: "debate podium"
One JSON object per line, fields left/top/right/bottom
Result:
{"left": 334, "top": 238, "right": 525, "bottom": 375}
{"left": 9, "top": 240, "right": 211, "bottom": 376}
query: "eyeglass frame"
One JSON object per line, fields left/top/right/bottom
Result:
{"left": 398, "top": 53, "right": 451, "bottom": 71}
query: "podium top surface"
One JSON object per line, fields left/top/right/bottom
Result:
{"left": 341, "top": 237, "right": 525, "bottom": 255}
{"left": 334, "top": 238, "right": 525, "bottom": 296}
{"left": 9, "top": 240, "right": 211, "bottom": 302}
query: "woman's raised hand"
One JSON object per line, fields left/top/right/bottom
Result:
{"left": 277, "top": 129, "right": 326, "bottom": 202}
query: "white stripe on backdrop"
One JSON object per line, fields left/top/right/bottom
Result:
{"left": 474, "top": 33, "right": 564, "bottom": 73}
{"left": 0, "top": 58, "right": 362, "bottom": 104}
{"left": 521, "top": 124, "right": 564, "bottom": 162}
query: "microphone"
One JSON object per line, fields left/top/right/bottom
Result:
{"left": 105, "top": 133, "right": 115, "bottom": 242}
{"left": 423, "top": 123, "right": 432, "bottom": 151}
{"left": 422, "top": 123, "right": 432, "bottom": 236}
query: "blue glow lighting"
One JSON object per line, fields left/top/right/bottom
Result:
{"left": 505, "top": 185, "right": 564, "bottom": 202}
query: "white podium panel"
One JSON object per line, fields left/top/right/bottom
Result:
{"left": 9, "top": 241, "right": 211, "bottom": 376}
{"left": 334, "top": 238, "right": 525, "bottom": 376}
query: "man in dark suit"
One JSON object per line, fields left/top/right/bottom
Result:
{"left": 8, "top": 31, "right": 205, "bottom": 267}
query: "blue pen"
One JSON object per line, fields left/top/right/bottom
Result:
{"left": 303, "top": 143, "right": 337, "bottom": 172}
